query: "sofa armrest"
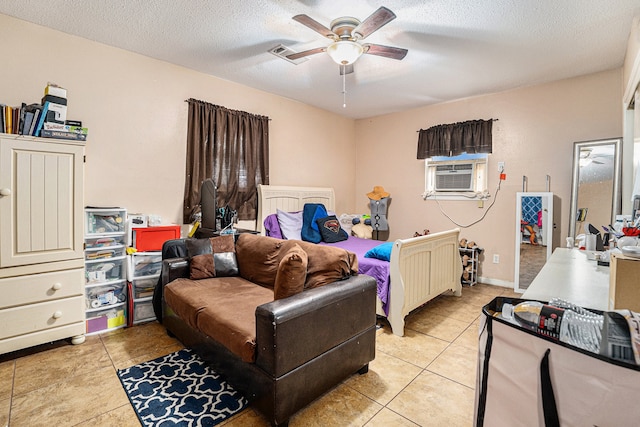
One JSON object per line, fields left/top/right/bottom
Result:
{"left": 161, "top": 257, "right": 190, "bottom": 288}
{"left": 255, "top": 274, "right": 376, "bottom": 377}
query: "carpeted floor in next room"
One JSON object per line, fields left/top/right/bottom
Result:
{"left": 0, "top": 283, "right": 520, "bottom": 427}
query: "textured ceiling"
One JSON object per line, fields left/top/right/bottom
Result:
{"left": 1, "top": 0, "right": 639, "bottom": 119}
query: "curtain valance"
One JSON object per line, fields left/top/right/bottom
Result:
{"left": 417, "top": 119, "right": 494, "bottom": 159}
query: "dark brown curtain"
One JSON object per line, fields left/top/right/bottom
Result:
{"left": 417, "top": 119, "right": 493, "bottom": 159}
{"left": 183, "top": 99, "right": 269, "bottom": 223}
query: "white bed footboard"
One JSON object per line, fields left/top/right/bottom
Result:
{"left": 256, "top": 185, "right": 462, "bottom": 337}
{"left": 384, "top": 228, "right": 462, "bottom": 336}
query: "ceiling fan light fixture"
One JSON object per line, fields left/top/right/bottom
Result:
{"left": 326, "top": 40, "right": 363, "bottom": 65}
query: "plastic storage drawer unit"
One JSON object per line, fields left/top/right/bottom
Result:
{"left": 85, "top": 282, "right": 127, "bottom": 310}
{"left": 86, "top": 306, "right": 126, "bottom": 334}
{"left": 131, "top": 276, "right": 158, "bottom": 299}
{"left": 127, "top": 251, "right": 162, "bottom": 280}
{"left": 133, "top": 299, "right": 155, "bottom": 324}
{"left": 85, "top": 208, "right": 127, "bottom": 236}
{"left": 85, "top": 256, "right": 126, "bottom": 285}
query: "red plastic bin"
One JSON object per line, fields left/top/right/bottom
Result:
{"left": 131, "top": 225, "right": 181, "bottom": 251}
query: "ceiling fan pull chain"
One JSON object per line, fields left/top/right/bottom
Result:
{"left": 342, "top": 65, "right": 347, "bottom": 108}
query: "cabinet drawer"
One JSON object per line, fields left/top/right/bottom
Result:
{"left": 0, "top": 296, "right": 85, "bottom": 339}
{"left": 0, "top": 269, "right": 84, "bottom": 309}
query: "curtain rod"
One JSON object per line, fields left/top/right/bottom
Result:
{"left": 184, "top": 98, "right": 271, "bottom": 120}
{"left": 416, "top": 118, "right": 498, "bottom": 132}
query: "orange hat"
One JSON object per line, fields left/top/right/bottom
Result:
{"left": 366, "top": 186, "right": 390, "bottom": 200}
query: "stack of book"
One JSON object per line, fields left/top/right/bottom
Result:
{"left": 40, "top": 122, "right": 88, "bottom": 141}
{"left": 0, "top": 103, "right": 38, "bottom": 135}
{"left": 0, "top": 84, "right": 88, "bottom": 141}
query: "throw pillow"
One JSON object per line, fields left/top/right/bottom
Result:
{"left": 185, "top": 237, "right": 213, "bottom": 257}
{"left": 274, "top": 243, "right": 308, "bottom": 300}
{"left": 301, "top": 203, "right": 327, "bottom": 243}
{"left": 190, "top": 254, "right": 216, "bottom": 279}
{"left": 295, "top": 240, "right": 358, "bottom": 289}
{"left": 316, "top": 215, "right": 349, "bottom": 243}
{"left": 185, "top": 238, "right": 214, "bottom": 279}
{"left": 184, "top": 236, "right": 239, "bottom": 279}
{"left": 263, "top": 213, "right": 283, "bottom": 239}
{"left": 277, "top": 209, "right": 303, "bottom": 240}
{"left": 209, "top": 235, "right": 239, "bottom": 277}
{"left": 364, "top": 242, "right": 394, "bottom": 261}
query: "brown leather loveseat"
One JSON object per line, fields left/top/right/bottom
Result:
{"left": 161, "top": 233, "right": 376, "bottom": 426}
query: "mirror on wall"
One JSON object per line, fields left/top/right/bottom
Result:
{"left": 514, "top": 192, "right": 554, "bottom": 292}
{"left": 568, "top": 138, "right": 622, "bottom": 245}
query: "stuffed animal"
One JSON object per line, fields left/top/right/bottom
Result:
{"left": 460, "top": 238, "right": 478, "bottom": 249}
{"left": 462, "top": 265, "right": 473, "bottom": 281}
{"left": 351, "top": 222, "right": 373, "bottom": 239}
{"left": 413, "top": 229, "right": 430, "bottom": 237}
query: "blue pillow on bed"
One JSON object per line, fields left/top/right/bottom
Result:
{"left": 364, "top": 242, "right": 393, "bottom": 261}
{"left": 301, "top": 203, "right": 327, "bottom": 243}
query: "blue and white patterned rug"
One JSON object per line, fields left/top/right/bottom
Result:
{"left": 117, "top": 348, "right": 248, "bottom": 427}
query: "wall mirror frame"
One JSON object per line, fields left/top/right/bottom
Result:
{"left": 514, "top": 192, "right": 554, "bottom": 293}
{"left": 568, "top": 138, "right": 622, "bottom": 244}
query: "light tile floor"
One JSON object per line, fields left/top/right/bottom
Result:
{"left": 0, "top": 283, "right": 520, "bottom": 427}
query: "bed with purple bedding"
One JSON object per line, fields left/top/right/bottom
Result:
{"left": 320, "top": 237, "right": 392, "bottom": 314}
{"left": 257, "top": 185, "right": 462, "bottom": 336}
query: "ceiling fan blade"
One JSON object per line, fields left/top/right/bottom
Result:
{"left": 363, "top": 43, "right": 408, "bottom": 60}
{"left": 339, "top": 64, "right": 354, "bottom": 75}
{"left": 286, "top": 47, "right": 326, "bottom": 60}
{"left": 293, "top": 14, "right": 337, "bottom": 39}
{"left": 353, "top": 7, "right": 396, "bottom": 40}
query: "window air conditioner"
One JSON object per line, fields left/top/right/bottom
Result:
{"left": 434, "top": 163, "right": 475, "bottom": 191}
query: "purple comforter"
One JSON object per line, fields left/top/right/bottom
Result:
{"left": 320, "top": 236, "right": 391, "bottom": 315}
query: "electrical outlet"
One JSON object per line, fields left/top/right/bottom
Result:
{"left": 493, "top": 254, "right": 499, "bottom": 264}
{"left": 498, "top": 162, "right": 505, "bottom": 173}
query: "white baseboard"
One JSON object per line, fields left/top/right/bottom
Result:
{"left": 478, "top": 276, "right": 513, "bottom": 288}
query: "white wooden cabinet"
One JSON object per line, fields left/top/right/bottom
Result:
{"left": 0, "top": 135, "right": 86, "bottom": 354}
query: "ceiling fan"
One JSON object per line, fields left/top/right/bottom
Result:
{"left": 286, "top": 6, "right": 408, "bottom": 74}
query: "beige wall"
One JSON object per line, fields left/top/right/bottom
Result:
{"left": 354, "top": 70, "right": 623, "bottom": 285}
{"left": 0, "top": 14, "right": 356, "bottom": 227}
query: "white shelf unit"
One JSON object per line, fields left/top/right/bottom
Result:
{"left": 127, "top": 251, "right": 161, "bottom": 325}
{"left": 84, "top": 208, "right": 128, "bottom": 335}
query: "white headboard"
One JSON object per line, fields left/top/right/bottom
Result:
{"left": 256, "top": 185, "right": 335, "bottom": 234}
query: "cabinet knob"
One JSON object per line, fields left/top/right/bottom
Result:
{"left": 51, "top": 283, "right": 62, "bottom": 291}
{"left": 52, "top": 311, "right": 63, "bottom": 319}
{"left": 0, "top": 188, "right": 11, "bottom": 197}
